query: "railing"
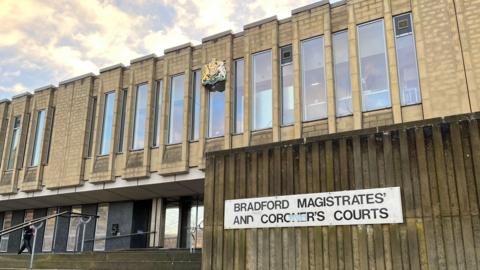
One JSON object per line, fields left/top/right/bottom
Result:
{"left": 0, "top": 211, "right": 98, "bottom": 269}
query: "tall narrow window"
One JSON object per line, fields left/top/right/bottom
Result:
{"left": 191, "top": 71, "right": 201, "bottom": 141}
{"left": 358, "top": 20, "right": 390, "bottom": 111}
{"left": 0, "top": 211, "right": 12, "bottom": 252}
{"left": 99, "top": 92, "right": 115, "bottom": 155}
{"left": 45, "top": 108, "right": 55, "bottom": 164}
{"left": 168, "top": 74, "right": 185, "bottom": 144}
{"left": 153, "top": 81, "right": 163, "bottom": 146}
{"left": 280, "top": 45, "right": 294, "bottom": 125}
{"left": 42, "top": 208, "right": 57, "bottom": 252}
{"left": 31, "top": 110, "right": 46, "bottom": 166}
{"left": 163, "top": 205, "right": 180, "bottom": 248}
{"left": 6, "top": 116, "right": 21, "bottom": 170}
{"left": 301, "top": 37, "right": 327, "bottom": 121}
{"left": 333, "top": 31, "right": 353, "bottom": 116}
{"left": 234, "top": 59, "right": 244, "bottom": 133}
{"left": 94, "top": 203, "right": 109, "bottom": 251}
{"left": 66, "top": 206, "right": 82, "bottom": 252}
{"left": 117, "top": 89, "right": 127, "bottom": 152}
{"left": 252, "top": 51, "right": 272, "bottom": 130}
{"left": 186, "top": 203, "right": 204, "bottom": 249}
{"left": 87, "top": 97, "right": 97, "bottom": 157}
{"left": 394, "top": 13, "right": 421, "bottom": 106}
{"left": 208, "top": 90, "right": 225, "bottom": 138}
{"left": 132, "top": 84, "right": 148, "bottom": 150}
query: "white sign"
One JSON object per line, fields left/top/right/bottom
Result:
{"left": 224, "top": 187, "right": 403, "bottom": 229}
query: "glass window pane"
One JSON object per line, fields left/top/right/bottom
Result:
{"left": 42, "top": 208, "right": 57, "bottom": 252}
{"left": 94, "top": 203, "right": 109, "bottom": 251}
{"left": 234, "top": 59, "right": 244, "bottom": 133}
{"left": 169, "top": 74, "right": 185, "bottom": 144}
{"left": 7, "top": 116, "right": 21, "bottom": 170}
{"left": 87, "top": 97, "right": 97, "bottom": 157}
{"left": 187, "top": 204, "right": 204, "bottom": 249}
{"left": 333, "top": 31, "right": 353, "bottom": 116}
{"left": 153, "top": 81, "right": 163, "bottom": 146}
{"left": 395, "top": 15, "right": 421, "bottom": 106}
{"left": 358, "top": 20, "right": 391, "bottom": 111}
{"left": 163, "top": 206, "right": 179, "bottom": 248}
{"left": 0, "top": 211, "right": 12, "bottom": 252}
{"left": 281, "top": 63, "right": 294, "bottom": 125}
{"left": 100, "top": 92, "right": 115, "bottom": 155}
{"left": 191, "top": 71, "right": 201, "bottom": 141}
{"left": 132, "top": 84, "right": 148, "bottom": 150}
{"left": 208, "top": 91, "right": 225, "bottom": 138}
{"left": 31, "top": 110, "right": 46, "bottom": 166}
{"left": 118, "top": 89, "right": 127, "bottom": 152}
{"left": 252, "top": 51, "right": 272, "bottom": 130}
{"left": 66, "top": 206, "right": 82, "bottom": 252}
{"left": 301, "top": 37, "right": 327, "bottom": 121}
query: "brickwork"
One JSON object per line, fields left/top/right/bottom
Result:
{"left": 0, "top": 0, "right": 478, "bottom": 194}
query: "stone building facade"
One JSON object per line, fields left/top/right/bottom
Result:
{"left": 0, "top": 0, "right": 479, "bottom": 259}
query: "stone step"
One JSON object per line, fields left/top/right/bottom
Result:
{"left": 0, "top": 249, "right": 201, "bottom": 270}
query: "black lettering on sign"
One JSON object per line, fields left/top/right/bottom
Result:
{"left": 233, "top": 215, "right": 253, "bottom": 225}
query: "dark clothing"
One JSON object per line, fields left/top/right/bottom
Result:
{"left": 18, "top": 227, "right": 34, "bottom": 254}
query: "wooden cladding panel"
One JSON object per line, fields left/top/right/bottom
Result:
{"left": 203, "top": 117, "right": 480, "bottom": 270}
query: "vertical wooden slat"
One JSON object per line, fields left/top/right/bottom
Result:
{"left": 223, "top": 154, "right": 235, "bottom": 270}
{"left": 202, "top": 156, "right": 215, "bottom": 270}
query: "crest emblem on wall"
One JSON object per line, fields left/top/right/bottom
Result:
{"left": 201, "top": 58, "right": 226, "bottom": 92}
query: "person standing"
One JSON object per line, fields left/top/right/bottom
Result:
{"left": 18, "top": 225, "right": 34, "bottom": 254}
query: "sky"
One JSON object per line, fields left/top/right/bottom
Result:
{"left": 0, "top": 0, "right": 339, "bottom": 100}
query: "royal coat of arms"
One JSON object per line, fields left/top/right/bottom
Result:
{"left": 201, "top": 58, "right": 226, "bottom": 92}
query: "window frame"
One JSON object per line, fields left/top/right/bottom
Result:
{"left": 30, "top": 109, "right": 47, "bottom": 167}
{"left": 190, "top": 70, "right": 201, "bottom": 142}
{"left": 233, "top": 58, "right": 245, "bottom": 134}
{"left": 356, "top": 19, "right": 391, "bottom": 112}
{"left": 280, "top": 45, "right": 294, "bottom": 127}
{"left": 251, "top": 49, "right": 273, "bottom": 131}
{"left": 152, "top": 80, "right": 163, "bottom": 147}
{"left": 87, "top": 97, "right": 97, "bottom": 158}
{"left": 99, "top": 91, "right": 116, "bottom": 156}
{"left": 393, "top": 13, "right": 422, "bottom": 107}
{"left": 6, "top": 116, "right": 21, "bottom": 170}
{"left": 117, "top": 88, "right": 128, "bottom": 153}
{"left": 131, "top": 83, "right": 148, "bottom": 151}
{"left": 168, "top": 73, "right": 185, "bottom": 145}
{"left": 332, "top": 30, "right": 353, "bottom": 117}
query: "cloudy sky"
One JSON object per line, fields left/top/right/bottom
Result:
{"left": 0, "top": 0, "right": 339, "bottom": 100}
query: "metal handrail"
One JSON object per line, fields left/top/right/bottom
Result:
{"left": 0, "top": 211, "right": 98, "bottom": 237}
{"left": 83, "top": 231, "right": 155, "bottom": 243}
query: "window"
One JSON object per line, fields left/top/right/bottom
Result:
{"left": 333, "top": 31, "right": 353, "bottom": 116}
{"left": 66, "top": 205, "right": 82, "bottom": 252}
{"left": 394, "top": 13, "right": 421, "bottom": 106}
{"left": 163, "top": 205, "right": 180, "bottom": 248}
{"left": 6, "top": 116, "right": 21, "bottom": 170}
{"left": 94, "top": 203, "right": 109, "bottom": 251}
{"left": 117, "top": 89, "right": 127, "bottom": 152}
{"left": 99, "top": 92, "right": 115, "bottom": 155}
{"left": 280, "top": 45, "right": 294, "bottom": 125}
{"left": 87, "top": 97, "right": 97, "bottom": 157}
{"left": 31, "top": 110, "right": 46, "bottom": 166}
{"left": 234, "top": 59, "right": 244, "bottom": 133}
{"left": 208, "top": 91, "right": 225, "bottom": 138}
{"left": 191, "top": 71, "right": 201, "bottom": 141}
{"left": 301, "top": 37, "right": 327, "bottom": 121}
{"left": 168, "top": 74, "right": 185, "bottom": 144}
{"left": 186, "top": 203, "right": 204, "bottom": 249}
{"left": 45, "top": 108, "right": 55, "bottom": 164}
{"left": 0, "top": 211, "right": 12, "bottom": 252}
{"left": 358, "top": 20, "right": 391, "bottom": 111}
{"left": 252, "top": 51, "right": 272, "bottom": 130}
{"left": 153, "top": 81, "right": 163, "bottom": 146}
{"left": 132, "top": 84, "right": 148, "bottom": 150}
{"left": 42, "top": 208, "right": 57, "bottom": 252}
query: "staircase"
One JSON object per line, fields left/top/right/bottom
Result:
{"left": 0, "top": 249, "right": 201, "bottom": 270}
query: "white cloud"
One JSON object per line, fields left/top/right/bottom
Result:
{"left": 0, "top": 83, "right": 29, "bottom": 96}
{"left": 0, "top": 0, "right": 333, "bottom": 98}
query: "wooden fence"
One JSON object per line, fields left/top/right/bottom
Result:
{"left": 202, "top": 113, "right": 480, "bottom": 270}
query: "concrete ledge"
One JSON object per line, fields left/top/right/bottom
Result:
{"left": 164, "top": 43, "right": 192, "bottom": 54}
{"left": 0, "top": 98, "right": 11, "bottom": 104}
{"left": 100, "top": 63, "right": 125, "bottom": 73}
{"left": 331, "top": 0, "right": 346, "bottom": 8}
{"left": 130, "top": 54, "right": 157, "bottom": 65}
{"left": 291, "top": 0, "right": 329, "bottom": 15}
{"left": 202, "top": 30, "right": 232, "bottom": 43}
{"left": 12, "top": 92, "right": 32, "bottom": 100}
{"left": 243, "top": 16, "right": 277, "bottom": 30}
{"left": 59, "top": 72, "right": 96, "bottom": 85}
{"left": 34, "top": 84, "right": 55, "bottom": 93}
